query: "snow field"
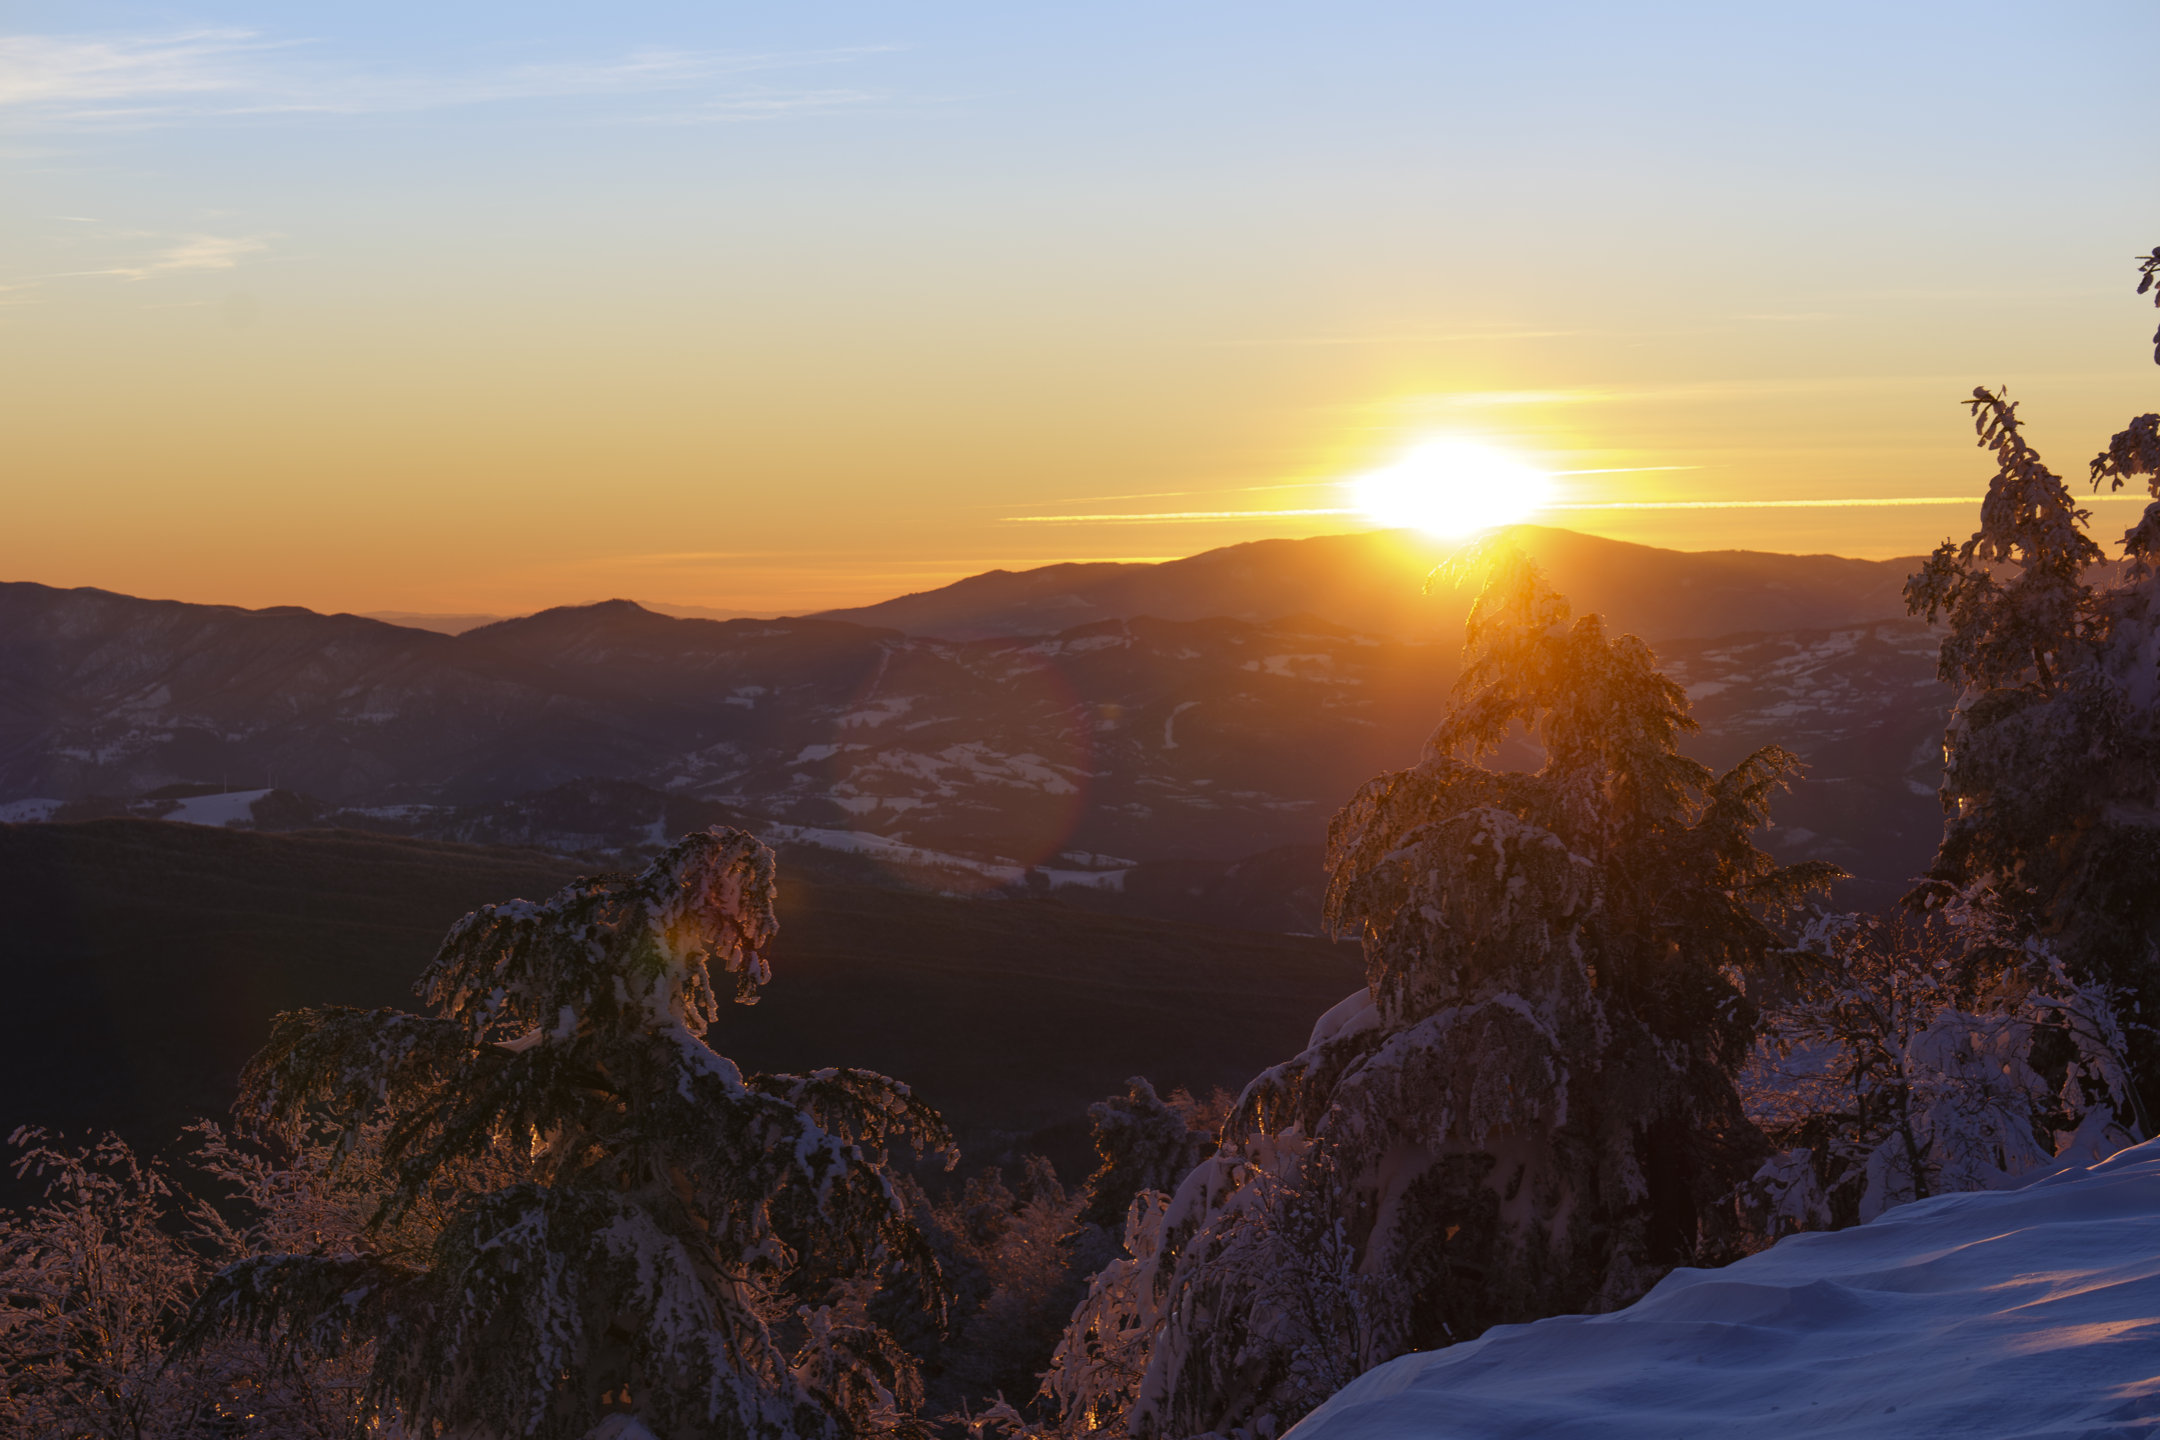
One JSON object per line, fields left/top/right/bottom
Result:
{"left": 1289, "top": 1138, "right": 2160, "bottom": 1440}
{"left": 163, "top": 788, "right": 274, "bottom": 826}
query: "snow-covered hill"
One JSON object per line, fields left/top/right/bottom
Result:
{"left": 1290, "top": 1140, "right": 2160, "bottom": 1440}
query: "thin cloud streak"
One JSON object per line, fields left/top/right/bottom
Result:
{"left": 1388, "top": 372, "right": 2132, "bottom": 414}
{"left": 12, "top": 232, "right": 274, "bottom": 286}
{"left": 0, "top": 28, "right": 899, "bottom": 129}
{"left": 1550, "top": 466, "right": 1701, "bottom": 476}
{"left": 1023, "top": 467, "right": 1698, "bottom": 510}
{"left": 0, "top": 28, "right": 281, "bottom": 106}
{"left": 111, "top": 233, "right": 271, "bottom": 278}
{"left": 1193, "top": 329, "right": 1583, "bottom": 349}
{"left": 1554, "top": 494, "right": 2152, "bottom": 511}
{"left": 1003, "top": 494, "right": 2156, "bottom": 526}
{"left": 1552, "top": 497, "right": 1982, "bottom": 512}
{"left": 1006, "top": 509, "right": 1357, "bottom": 525}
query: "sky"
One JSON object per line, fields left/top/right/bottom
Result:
{"left": 3, "top": 2, "right": 2157, "bottom": 617}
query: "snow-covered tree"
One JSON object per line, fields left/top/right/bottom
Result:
{"left": 1742, "top": 908, "right": 2135, "bottom": 1234}
{"left": 1045, "top": 551, "right": 1836, "bottom": 1439}
{"left": 183, "top": 828, "right": 952, "bottom": 1440}
{"left": 1904, "top": 245, "right": 2160, "bottom": 1127}
{"left": 1077, "top": 1081, "right": 1224, "bottom": 1233}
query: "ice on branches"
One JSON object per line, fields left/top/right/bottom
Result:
{"left": 1043, "top": 552, "right": 1835, "bottom": 1440}
{"left": 188, "top": 827, "right": 952, "bottom": 1440}
{"left": 1742, "top": 910, "right": 2138, "bottom": 1235}
{"left": 1901, "top": 244, "right": 2160, "bottom": 1132}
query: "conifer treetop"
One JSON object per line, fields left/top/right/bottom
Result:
{"left": 425, "top": 825, "right": 781, "bottom": 1046}
{"left": 191, "top": 828, "right": 951, "bottom": 1440}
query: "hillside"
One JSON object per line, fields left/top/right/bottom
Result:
{"left": 0, "top": 821, "right": 1360, "bottom": 1175}
{"left": 815, "top": 526, "right": 1925, "bottom": 642}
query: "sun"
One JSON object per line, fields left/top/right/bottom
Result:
{"left": 1349, "top": 438, "right": 1554, "bottom": 538}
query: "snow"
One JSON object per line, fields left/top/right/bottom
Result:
{"left": 1288, "top": 1138, "right": 2160, "bottom": 1440}
{"left": 838, "top": 696, "right": 916, "bottom": 729}
{"left": 757, "top": 823, "right": 1132, "bottom": 892}
{"left": 1027, "top": 632, "right": 1133, "bottom": 655}
{"left": 1163, "top": 701, "right": 1200, "bottom": 750}
{"left": 163, "top": 788, "right": 273, "bottom": 826}
{"left": 0, "top": 797, "right": 63, "bottom": 823}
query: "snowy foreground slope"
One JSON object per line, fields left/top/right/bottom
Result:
{"left": 1290, "top": 1140, "right": 2160, "bottom": 1440}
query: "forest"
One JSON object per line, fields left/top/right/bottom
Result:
{"left": 2, "top": 246, "right": 2156, "bottom": 1440}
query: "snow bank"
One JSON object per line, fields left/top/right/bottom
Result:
{"left": 1289, "top": 1139, "right": 2160, "bottom": 1440}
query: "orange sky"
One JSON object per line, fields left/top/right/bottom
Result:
{"left": 5, "top": 6, "right": 2156, "bottom": 617}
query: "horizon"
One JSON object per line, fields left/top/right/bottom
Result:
{"left": 3, "top": 521, "right": 1940, "bottom": 627}
{"left": 5, "top": 4, "right": 2156, "bottom": 615}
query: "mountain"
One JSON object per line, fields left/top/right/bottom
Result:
{"left": 0, "top": 821, "right": 1359, "bottom": 1182}
{"left": 0, "top": 529, "right": 1954, "bottom": 907}
{"left": 360, "top": 611, "right": 509, "bottom": 634}
{"left": 814, "top": 526, "right": 1926, "bottom": 642}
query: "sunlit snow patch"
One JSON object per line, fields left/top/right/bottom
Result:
{"left": 1289, "top": 1138, "right": 2160, "bottom": 1440}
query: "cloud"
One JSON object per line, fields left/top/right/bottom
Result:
{"left": 110, "top": 233, "right": 271, "bottom": 279}
{"left": 629, "top": 88, "right": 890, "bottom": 125}
{"left": 10, "top": 231, "right": 275, "bottom": 289}
{"left": 1196, "top": 329, "right": 1584, "bottom": 349}
{"left": 0, "top": 27, "right": 898, "bottom": 129}
{"left": 0, "top": 28, "right": 273, "bottom": 108}
{"left": 1004, "top": 508, "right": 1356, "bottom": 525}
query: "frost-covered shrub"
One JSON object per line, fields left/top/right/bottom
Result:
{"left": 0, "top": 1131, "right": 206, "bottom": 1440}
{"left": 183, "top": 828, "right": 951, "bottom": 1440}
{"left": 0, "top": 1125, "right": 375, "bottom": 1440}
{"left": 903, "top": 1159, "right": 1106, "bottom": 1418}
{"left": 1742, "top": 909, "right": 2136, "bottom": 1234}
{"left": 1904, "top": 244, "right": 2160, "bottom": 1127}
{"left": 1044, "top": 553, "right": 1835, "bottom": 1440}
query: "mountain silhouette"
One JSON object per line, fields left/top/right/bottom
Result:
{"left": 813, "top": 525, "right": 1923, "bottom": 640}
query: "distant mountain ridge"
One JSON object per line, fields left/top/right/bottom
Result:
{"left": 0, "top": 528, "right": 1952, "bottom": 907}
{"left": 812, "top": 526, "right": 1926, "bottom": 641}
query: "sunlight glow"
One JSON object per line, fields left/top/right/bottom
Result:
{"left": 1350, "top": 439, "right": 1554, "bottom": 538}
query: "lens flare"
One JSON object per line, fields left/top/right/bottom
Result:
{"left": 1350, "top": 439, "right": 1553, "bottom": 538}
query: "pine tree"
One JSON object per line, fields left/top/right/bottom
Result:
{"left": 1904, "top": 245, "right": 2160, "bottom": 1128}
{"left": 1051, "top": 552, "right": 1835, "bottom": 1440}
{"left": 182, "top": 828, "right": 951, "bottom": 1440}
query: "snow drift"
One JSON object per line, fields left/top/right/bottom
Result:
{"left": 1288, "top": 1138, "right": 2160, "bottom": 1440}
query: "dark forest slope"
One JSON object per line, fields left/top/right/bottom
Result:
{"left": 0, "top": 821, "right": 1359, "bottom": 1174}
